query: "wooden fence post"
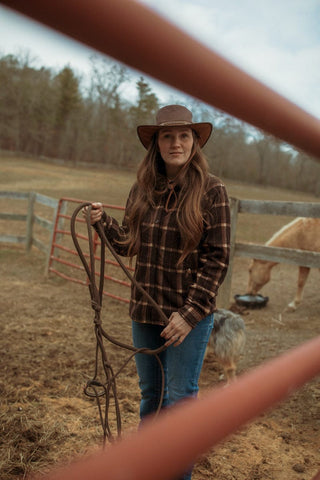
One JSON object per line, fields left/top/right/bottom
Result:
{"left": 25, "top": 191, "right": 36, "bottom": 252}
{"left": 217, "top": 197, "right": 239, "bottom": 309}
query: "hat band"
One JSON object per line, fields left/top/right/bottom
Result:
{"left": 158, "top": 120, "right": 192, "bottom": 126}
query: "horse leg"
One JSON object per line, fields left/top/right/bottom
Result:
{"left": 286, "top": 266, "right": 310, "bottom": 311}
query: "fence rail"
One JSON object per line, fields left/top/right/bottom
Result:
{"left": 46, "top": 196, "right": 132, "bottom": 303}
{"left": 0, "top": 191, "right": 58, "bottom": 263}
{"left": 238, "top": 199, "right": 320, "bottom": 217}
{"left": 1, "top": 191, "right": 319, "bottom": 308}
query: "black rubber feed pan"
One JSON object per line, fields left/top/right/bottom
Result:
{"left": 234, "top": 294, "right": 269, "bottom": 309}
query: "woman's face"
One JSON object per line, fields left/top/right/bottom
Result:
{"left": 157, "top": 126, "right": 194, "bottom": 179}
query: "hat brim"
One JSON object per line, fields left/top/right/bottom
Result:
{"left": 137, "top": 122, "right": 213, "bottom": 149}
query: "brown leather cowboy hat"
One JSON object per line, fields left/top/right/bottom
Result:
{"left": 137, "top": 104, "right": 213, "bottom": 149}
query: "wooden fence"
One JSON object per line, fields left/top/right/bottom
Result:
{"left": 217, "top": 197, "right": 320, "bottom": 307}
{"left": 1, "top": 191, "right": 320, "bottom": 308}
{"left": 0, "top": 191, "right": 58, "bottom": 269}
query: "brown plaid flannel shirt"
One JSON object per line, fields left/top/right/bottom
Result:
{"left": 100, "top": 174, "right": 230, "bottom": 328}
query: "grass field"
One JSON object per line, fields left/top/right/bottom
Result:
{"left": 1, "top": 155, "right": 319, "bottom": 480}
{"left": 1, "top": 155, "right": 318, "bottom": 244}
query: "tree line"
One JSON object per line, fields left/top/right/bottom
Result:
{"left": 0, "top": 52, "right": 319, "bottom": 195}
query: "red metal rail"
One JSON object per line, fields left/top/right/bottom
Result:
{"left": 47, "top": 197, "right": 131, "bottom": 303}
{"left": 2, "top": 0, "right": 320, "bottom": 158}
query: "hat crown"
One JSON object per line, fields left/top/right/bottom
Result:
{"left": 137, "top": 104, "right": 212, "bottom": 149}
{"left": 156, "top": 105, "right": 193, "bottom": 126}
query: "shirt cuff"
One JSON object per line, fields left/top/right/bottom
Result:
{"left": 178, "top": 304, "right": 203, "bottom": 328}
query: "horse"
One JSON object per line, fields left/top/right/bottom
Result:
{"left": 247, "top": 217, "right": 320, "bottom": 311}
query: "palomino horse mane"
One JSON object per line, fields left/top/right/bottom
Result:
{"left": 266, "top": 217, "right": 302, "bottom": 246}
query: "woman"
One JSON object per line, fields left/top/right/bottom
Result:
{"left": 86, "top": 105, "right": 230, "bottom": 480}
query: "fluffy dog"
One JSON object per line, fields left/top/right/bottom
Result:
{"left": 207, "top": 308, "right": 246, "bottom": 383}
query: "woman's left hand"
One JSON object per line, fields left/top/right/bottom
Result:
{"left": 161, "top": 312, "right": 192, "bottom": 347}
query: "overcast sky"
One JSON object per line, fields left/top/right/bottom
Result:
{"left": 0, "top": 0, "right": 320, "bottom": 119}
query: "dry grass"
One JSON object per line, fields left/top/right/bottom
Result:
{"left": 1, "top": 155, "right": 317, "bottom": 246}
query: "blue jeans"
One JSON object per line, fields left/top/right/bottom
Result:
{"left": 132, "top": 313, "right": 214, "bottom": 480}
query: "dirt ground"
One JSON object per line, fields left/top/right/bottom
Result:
{"left": 1, "top": 244, "right": 319, "bottom": 480}
{"left": 0, "top": 157, "right": 319, "bottom": 479}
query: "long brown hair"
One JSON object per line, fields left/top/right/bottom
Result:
{"left": 123, "top": 131, "right": 209, "bottom": 264}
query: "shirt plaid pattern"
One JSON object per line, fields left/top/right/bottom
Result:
{"left": 101, "top": 174, "right": 230, "bottom": 328}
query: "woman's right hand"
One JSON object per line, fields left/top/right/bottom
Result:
{"left": 82, "top": 202, "right": 103, "bottom": 225}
